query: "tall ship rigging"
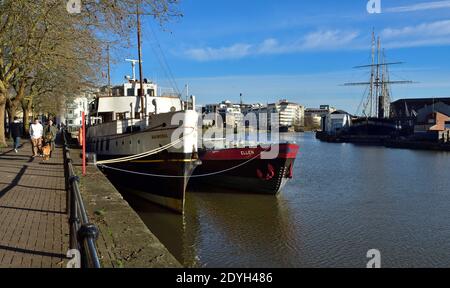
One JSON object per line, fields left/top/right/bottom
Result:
{"left": 343, "top": 31, "right": 413, "bottom": 136}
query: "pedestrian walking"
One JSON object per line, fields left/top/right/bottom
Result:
{"left": 44, "top": 119, "right": 58, "bottom": 157}
{"left": 30, "top": 118, "right": 43, "bottom": 157}
{"left": 10, "top": 117, "right": 23, "bottom": 153}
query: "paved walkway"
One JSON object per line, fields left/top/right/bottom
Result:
{"left": 0, "top": 141, "right": 69, "bottom": 268}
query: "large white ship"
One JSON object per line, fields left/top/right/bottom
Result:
{"left": 86, "top": 78, "right": 199, "bottom": 213}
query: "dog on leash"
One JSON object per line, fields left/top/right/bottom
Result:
{"left": 41, "top": 134, "right": 54, "bottom": 161}
{"left": 42, "top": 144, "right": 51, "bottom": 161}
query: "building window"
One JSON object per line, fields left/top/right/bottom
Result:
{"left": 116, "top": 113, "right": 125, "bottom": 120}
{"left": 127, "top": 88, "right": 135, "bottom": 96}
{"left": 147, "top": 89, "right": 155, "bottom": 96}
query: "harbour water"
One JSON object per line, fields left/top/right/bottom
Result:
{"left": 121, "top": 132, "right": 450, "bottom": 268}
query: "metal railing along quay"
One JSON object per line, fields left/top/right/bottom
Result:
{"left": 62, "top": 130, "right": 101, "bottom": 268}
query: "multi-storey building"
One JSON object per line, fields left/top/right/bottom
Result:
{"left": 203, "top": 100, "right": 243, "bottom": 128}
{"left": 304, "top": 105, "right": 336, "bottom": 130}
{"left": 267, "top": 100, "right": 304, "bottom": 129}
{"left": 62, "top": 90, "right": 96, "bottom": 131}
{"left": 203, "top": 100, "right": 305, "bottom": 131}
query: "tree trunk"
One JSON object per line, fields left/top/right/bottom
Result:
{"left": 0, "top": 97, "right": 7, "bottom": 147}
{"left": 5, "top": 100, "right": 17, "bottom": 139}
{"left": 5, "top": 80, "right": 26, "bottom": 137}
{"left": 22, "top": 99, "right": 32, "bottom": 136}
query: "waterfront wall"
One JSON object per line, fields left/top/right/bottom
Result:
{"left": 75, "top": 164, "right": 181, "bottom": 268}
{"left": 316, "top": 131, "right": 450, "bottom": 151}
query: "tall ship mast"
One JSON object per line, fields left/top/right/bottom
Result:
{"left": 345, "top": 31, "right": 412, "bottom": 119}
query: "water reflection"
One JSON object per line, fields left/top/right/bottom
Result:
{"left": 116, "top": 132, "right": 450, "bottom": 267}
{"left": 186, "top": 185, "right": 301, "bottom": 267}
{"left": 120, "top": 191, "right": 200, "bottom": 267}
{"left": 121, "top": 184, "right": 300, "bottom": 267}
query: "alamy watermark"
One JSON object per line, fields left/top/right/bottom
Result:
{"left": 66, "top": 0, "right": 82, "bottom": 14}
{"left": 367, "top": 0, "right": 382, "bottom": 14}
{"left": 66, "top": 249, "right": 81, "bottom": 268}
{"left": 170, "top": 111, "right": 282, "bottom": 160}
{"left": 366, "top": 249, "right": 381, "bottom": 268}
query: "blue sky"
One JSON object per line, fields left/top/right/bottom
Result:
{"left": 109, "top": 0, "right": 450, "bottom": 114}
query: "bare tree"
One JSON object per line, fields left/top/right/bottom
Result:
{"left": 0, "top": 0, "right": 181, "bottom": 147}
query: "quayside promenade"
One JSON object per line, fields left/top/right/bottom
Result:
{"left": 0, "top": 141, "right": 69, "bottom": 268}
{"left": 0, "top": 138, "right": 180, "bottom": 268}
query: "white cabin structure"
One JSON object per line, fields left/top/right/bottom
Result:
{"left": 90, "top": 80, "right": 185, "bottom": 124}
{"left": 322, "top": 110, "right": 352, "bottom": 134}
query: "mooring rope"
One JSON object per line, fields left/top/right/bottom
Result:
{"left": 97, "top": 148, "right": 268, "bottom": 178}
{"left": 95, "top": 128, "right": 195, "bottom": 165}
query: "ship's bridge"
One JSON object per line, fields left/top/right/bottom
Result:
{"left": 111, "top": 80, "right": 157, "bottom": 97}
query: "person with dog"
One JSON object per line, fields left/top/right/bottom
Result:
{"left": 10, "top": 116, "right": 23, "bottom": 153}
{"left": 30, "top": 118, "right": 44, "bottom": 157}
{"left": 44, "top": 119, "right": 58, "bottom": 158}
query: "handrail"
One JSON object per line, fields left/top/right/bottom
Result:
{"left": 62, "top": 129, "right": 101, "bottom": 268}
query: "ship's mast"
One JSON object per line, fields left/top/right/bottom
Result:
{"left": 344, "top": 31, "right": 413, "bottom": 119}
{"left": 107, "top": 44, "right": 112, "bottom": 97}
{"left": 382, "top": 49, "right": 392, "bottom": 118}
{"left": 136, "top": 1, "right": 145, "bottom": 119}
{"left": 379, "top": 49, "right": 386, "bottom": 118}
{"left": 376, "top": 37, "right": 382, "bottom": 118}
{"left": 125, "top": 59, "right": 140, "bottom": 81}
{"left": 369, "top": 30, "right": 375, "bottom": 118}
{"left": 379, "top": 49, "right": 390, "bottom": 118}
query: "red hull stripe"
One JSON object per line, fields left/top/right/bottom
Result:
{"left": 200, "top": 144, "right": 299, "bottom": 160}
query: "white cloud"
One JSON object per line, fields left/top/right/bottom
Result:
{"left": 382, "top": 20, "right": 450, "bottom": 39}
{"left": 184, "top": 43, "right": 252, "bottom": 61}
{"left": 256, "top": 38, "right": 283, "bottom": 54}
{"left": 301, "top": 30, "right": 359, "bottom": 50}
{"left": 381, "top": 20, "right": 450, "bottom": 48}
{"left": 183, "top": 20, "right": 450, "bottom": 62}
{"left": 183, "top": 30, "right": 360, "bottom": 61}
{"left": 385, "top": 37, "right": 450, "bottom": 49}
{"left": 387, "top": 0, "right": 450, "bottom": 13}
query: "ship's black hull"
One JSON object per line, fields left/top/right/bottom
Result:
{"left": 191, "top": 158, "right": 295, "bottom": 195}
{"left": 97, "top": 152, "right": 198, "bottom": 213}
{"left": 191, "top": 144, "right": 299, "bottom": 195}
